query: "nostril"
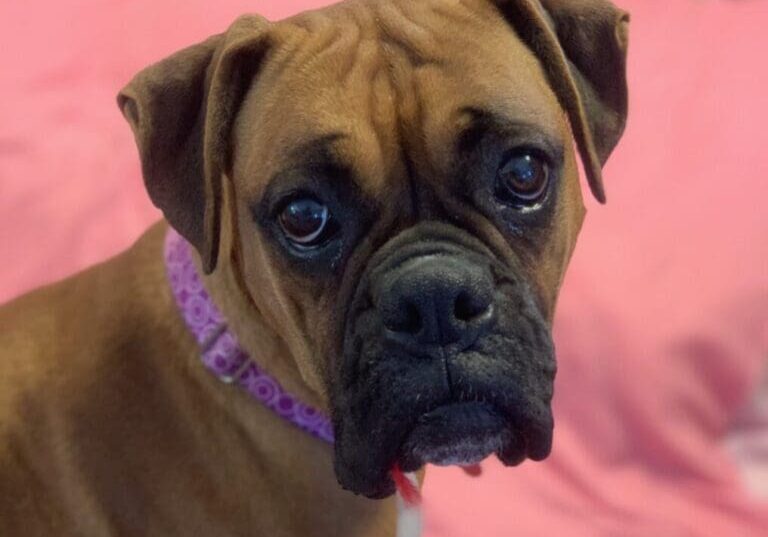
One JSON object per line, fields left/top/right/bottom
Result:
{"left": 385, "top": 301, "right": 422, "bottom": 334}
{"left": 454, "top": 290, "right": 490, "bottom": 322}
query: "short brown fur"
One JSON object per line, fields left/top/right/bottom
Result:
{"left": 0, "top": 0, "right": 628, "bottom": 534}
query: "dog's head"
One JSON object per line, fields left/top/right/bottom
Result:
{"left": 119, "top": 0, "right": 629, "bottom": 499}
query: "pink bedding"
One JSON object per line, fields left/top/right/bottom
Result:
{"left": 1, "top": 0, "right": 767, "bottom": 535}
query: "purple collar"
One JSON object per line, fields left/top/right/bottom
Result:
{"left": 164, "top": 227, "right": 423, "bottom": 537}
{"left": 164, "top": 227, "right": 335, "bottom": 443}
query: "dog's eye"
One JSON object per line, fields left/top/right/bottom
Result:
{"left": 278, "top": 197, "right": 334, "bottom": 249}
{"left": 495, "top": 152, "right": 549, "bottom": 206}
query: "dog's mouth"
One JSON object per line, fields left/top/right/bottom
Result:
{"left": 398, "top": 402, "right": 511, "bottom": 472}
{"left": 332, "top": 328, "right": 555, "bottom": 499}
{"left": 330, "top": 225, "right": 556, "bottom": 499}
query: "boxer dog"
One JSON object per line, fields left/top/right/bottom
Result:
{"left": 0, "top": 0, "right": 629, "bottom": 534}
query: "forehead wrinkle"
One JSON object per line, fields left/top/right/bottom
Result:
{"left": 245, "top": 0, "right": 563, "bottom": 211}
{"left": 374, "top": 3, "right": 439, "bottom": 66}
{"left": 237, "top": 15, "right": 388, "bottom": 196}
{"left": 314, "top": 2, "right": 421, "bottom": 203}
{"left": 298, "top": 17, "right": 406, "bottom": 203}
{"left": 366, "top": 1, "right": 506, "bottom": 165}
{"left": 414, "top": 17, "right": 565, "bottom": 179}
{"left": 276, "top": 14, "right": 354, "bottom": 86}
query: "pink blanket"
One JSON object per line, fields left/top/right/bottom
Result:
{"left": 2, "top": 1, "right": 766, "bottom": 535}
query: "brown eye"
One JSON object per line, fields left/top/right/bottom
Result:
{"left": 495, "top": 152, "right": 550, "bottom": 205}
{"left": 278, "top": 198, "right": 332, "bottom": 248}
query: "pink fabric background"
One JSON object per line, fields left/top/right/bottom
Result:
{"left": 1, "top": 0, "right": 767, "bottom": 535}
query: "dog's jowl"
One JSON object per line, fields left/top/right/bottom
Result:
{"left": 0, "top": 0, "right": 629, "bottom": 535}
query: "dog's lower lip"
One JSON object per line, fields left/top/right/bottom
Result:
{"left": 398, "top": 402, "right": 511, "bottom": 472}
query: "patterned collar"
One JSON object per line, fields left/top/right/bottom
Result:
{"left": 164, "top": 227, "right": 422, "bottom": 537}
{"left": 164, "top": 227, "right": 334, "bottom": 442}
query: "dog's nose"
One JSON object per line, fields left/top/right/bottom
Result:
{"left": 376, "top": 255, "right": 495, "bottom": 348}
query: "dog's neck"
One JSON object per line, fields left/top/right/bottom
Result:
{"left": 195, "top": 244, "right": 329, "bottom": 416}
{"left": 163, "top": 226, "right": 401, "bottom": 536}
{"left": 168, "top": 178, "right": 421, "bottom": 536}
{"left": 165, "top": 228, "right": 334, "bottom": 441}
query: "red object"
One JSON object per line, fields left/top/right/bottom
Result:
{"left": 392, "top": 465, "right": 422, "bottom": 507}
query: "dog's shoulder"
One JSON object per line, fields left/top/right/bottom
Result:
{"left": 0, "top": 221, "right": 182, "bottom": 533}
{"left": 0, "top": 221, "right": 171, "bottom": 382}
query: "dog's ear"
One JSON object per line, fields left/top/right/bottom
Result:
{"left": 493, "top": 0, "right": 629, "bottom": 202}
{"left": 118, "top": 15, "right": 270, "bottom": 272}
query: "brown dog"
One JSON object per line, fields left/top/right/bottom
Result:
{"left": 0, "top": 0, "right": 629, "bottom": 534}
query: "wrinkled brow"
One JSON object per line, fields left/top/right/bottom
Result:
{"left": 256, "top": 132, "right": 376, "bottom": 218}
{"left": 455, "top": 107, "right": 564, "bottom": 161}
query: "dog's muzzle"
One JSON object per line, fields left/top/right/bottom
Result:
{"left": 374, "top": 249, "right": 496, "bottom": 358}
{"left": 331, "top": 224, "right": 556, "bottom": 499}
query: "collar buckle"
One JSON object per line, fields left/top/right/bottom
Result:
{"left": 220, "top": 356, "right": 253, "bottom": 385}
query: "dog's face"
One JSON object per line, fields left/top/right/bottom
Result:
{"left": 120, "top": 0, "right": 629, "bottom": 499}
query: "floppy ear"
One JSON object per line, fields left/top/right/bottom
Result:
{"left": 493, "top": 0, "right": 629, "bottom": 202}
{"left": 118, "top": 15, "right": 271, "bottom": 272}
